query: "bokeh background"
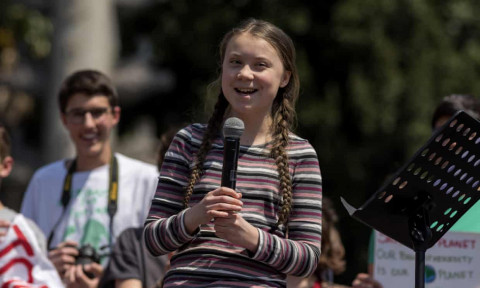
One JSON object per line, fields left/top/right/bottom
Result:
{"left": 2, "top": 0, "right": 480, "bottom": 285}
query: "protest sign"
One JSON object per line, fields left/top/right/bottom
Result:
{"left": 374, "top": 230, "right": 480, "bottom": 288}
{"left": 0, "top": 215, "right": 63, "bottom": 287}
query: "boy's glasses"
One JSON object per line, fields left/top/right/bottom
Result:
{"left": 65, "top": 107, "right": 111, "bottom": 124}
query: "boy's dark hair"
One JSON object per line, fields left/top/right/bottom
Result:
{"left": 431, "top": 94, "right": 480, "bottom": 129}
{"left": 58, "top": 70, "right": 119, "bottom": 113}
{"left": 0, "top": 123, "right": 11, "bottom": 161}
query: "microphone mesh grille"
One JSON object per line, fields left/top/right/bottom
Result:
{"left": 223, "top": 117, "right": 245, "bottom": 139}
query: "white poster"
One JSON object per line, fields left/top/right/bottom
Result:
{"left": 0, "top": 215, "right": 64, "bottom": 287}
{"left": 374, "top": 230, "right": 480, "bottom": 288}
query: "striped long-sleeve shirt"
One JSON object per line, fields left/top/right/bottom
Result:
{"left": 144, "top": 124, "right": 322, "bottom": 287}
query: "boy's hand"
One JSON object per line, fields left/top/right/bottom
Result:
{"left": 48, "top": 240, "right": 79, "bottom": 277}
{"left": 64, "top": 263, "right": 103, "bottom": 288}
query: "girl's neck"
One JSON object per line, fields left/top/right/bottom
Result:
{"left": 235, "top": 114, "right": 273, "bottom": 146}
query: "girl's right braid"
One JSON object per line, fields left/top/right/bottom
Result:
{"left": 183, "top": 94, "right": 228, "bottom": 208}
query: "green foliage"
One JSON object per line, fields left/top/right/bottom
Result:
{"left": 0, "top": 1, "right": 52, "bottom": 59}
{"left": 119, "top": 0, "right": 480, "bottom": 282}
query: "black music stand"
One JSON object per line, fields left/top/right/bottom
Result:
{"left": 341, "top": 111, "right": 480, "bottom": 288}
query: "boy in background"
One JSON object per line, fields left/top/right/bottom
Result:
{"left": 21, "top": 70, "right": 158, "bottom": 288}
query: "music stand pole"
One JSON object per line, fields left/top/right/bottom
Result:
{"left": 415, "top": 250, "right": 425, "bottom": 288}
{"left": 409, "top": 203, "right": 432, "bottom": 288}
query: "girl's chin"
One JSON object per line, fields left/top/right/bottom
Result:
{"left": 230, "top": 104, "right": 253, "bottom": 112}
{"left": 234, "top": 94, "right": 255, "bottom": 101}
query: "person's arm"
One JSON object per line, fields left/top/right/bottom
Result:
{"left": 101, "top": 228, "right": 145, "bottom": 287}
{"left": 145, "top": 182, "right": 243, "bottom": 255}
{"left": 286, "top": 275, "right": 314, "bottom": 288}
{"left": 143, "top": 127, "right": 200, "bottom": 255}
{"left": 144, "top": 125, "right": 247, "bottom": 256}
{"left": 249, "top": 143, "right": 322, "bottom": 277}
{"left": 116, "top": 279, "right": 142, "bottom": 288}
{"left": 213, "top": 141, "right": 323, "bottom": 277}
{"left": 143, "top": 126, "right": 241, "bottom": 256}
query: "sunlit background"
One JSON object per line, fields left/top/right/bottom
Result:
{"left": 2, "top": 0, "right": 480, "bottom": 285}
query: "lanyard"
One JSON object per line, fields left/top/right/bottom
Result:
{"left": 47, "top": 155, "right": 119, "bottom": 249}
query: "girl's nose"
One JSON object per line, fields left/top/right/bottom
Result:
{"left": 237, "top": 65, "right": 254, "bottom": 80}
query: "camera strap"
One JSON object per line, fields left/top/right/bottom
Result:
{"left": 47, "top": 154, "right": 119, "bottom": 250}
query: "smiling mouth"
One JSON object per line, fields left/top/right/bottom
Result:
{"left": 235, "top": 88, "right": 258, "bottom": 94}
{"left": 81, "top": 133, "right": 98, "bottom": 142}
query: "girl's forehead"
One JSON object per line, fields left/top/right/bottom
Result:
{"left": 225, "top": 33, "right": 280, "bottom": 58}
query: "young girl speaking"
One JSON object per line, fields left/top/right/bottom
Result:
{"left": 144, "top": 18, "right": 323, "bottom": 287}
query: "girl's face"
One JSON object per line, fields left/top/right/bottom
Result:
{"left": 221, "top": 33, "right": 291, "bottom": 120}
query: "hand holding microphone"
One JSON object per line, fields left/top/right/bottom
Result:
{"left": 184, "top": 118, "right": 244, "bottom": 233}
{"left": 185, "top": 117, "right": 259, "bottom": 250}
{"left": 215, "top": 118, "right": 259, "bottom": 250}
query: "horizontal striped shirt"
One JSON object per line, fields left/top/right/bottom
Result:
{"left": 145, "top": 124, "right": 322, "bottom": 287}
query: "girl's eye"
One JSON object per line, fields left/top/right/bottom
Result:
{"left": 230, "top": 60, "right": 241, "bottom": 65}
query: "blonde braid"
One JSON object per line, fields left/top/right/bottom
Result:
{"left": 183, "top": 94, "right": 228, "bottom": 208}
{"left": 271, "top": 97, "right": 295, "bottom": 227}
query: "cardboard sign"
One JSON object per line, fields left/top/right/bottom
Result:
{"left": 374, "top": 230, "right": 480, "bottom": 288}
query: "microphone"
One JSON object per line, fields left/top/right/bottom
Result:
{"left": 221, "top": 117, "right": 244, "bottom": 189}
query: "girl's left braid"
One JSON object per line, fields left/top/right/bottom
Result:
{"left": 271, "top": 96, "right": 295, "bottom": 228}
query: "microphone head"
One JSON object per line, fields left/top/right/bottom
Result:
{"left": 223, "top": 117, "right": 244, "bottom": 139}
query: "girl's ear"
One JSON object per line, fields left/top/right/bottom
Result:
{"left": 280, "top": 71, "right": 291, "bottom": 88}
{"left": 0, "top": 156, "right": 13, "bottom": 178}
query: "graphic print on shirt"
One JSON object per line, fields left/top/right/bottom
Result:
{"left": 63, "top": 187, "right": 110, "bottom": 256}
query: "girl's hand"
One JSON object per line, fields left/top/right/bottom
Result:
{"left": 214, "top": 212, "right": 259, "bottom": 253}
{"left": 184, "top": 187, "right": 243, "bottom": 234}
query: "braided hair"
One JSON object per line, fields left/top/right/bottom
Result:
{"left": 183, "top": 18, "right": 300, "bottom": 228}
{"left": 183, "top": 94, "right": 228, "bottom": 208}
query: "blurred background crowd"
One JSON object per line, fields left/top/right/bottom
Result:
{"left": 2, "top": 0, "right": 480, "bottom": 285}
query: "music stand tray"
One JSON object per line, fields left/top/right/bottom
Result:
{"left": 341, "top": 111, "right": 480, "bottom": 288}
